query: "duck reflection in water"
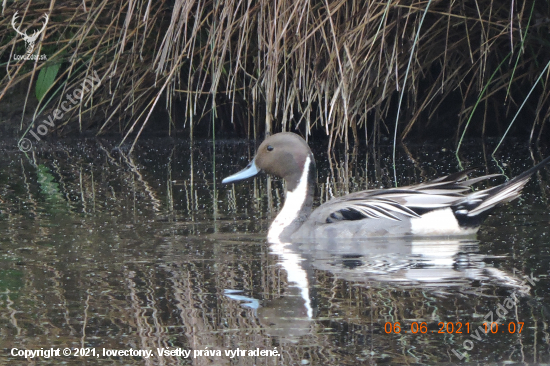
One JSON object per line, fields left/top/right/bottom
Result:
{"left": 224, "top": 237, "right": 531, "bottom": 343}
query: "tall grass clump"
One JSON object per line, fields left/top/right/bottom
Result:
{"left": 0, "top": 0, "right": 549, "bottom": 150}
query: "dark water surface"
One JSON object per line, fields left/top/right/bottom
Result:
{"left": 0, "top": 137, "right": 549, "bottom": 365}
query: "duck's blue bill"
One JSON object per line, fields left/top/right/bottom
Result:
{"left": 222, "top": 159, "right": 260, "bottom": 184}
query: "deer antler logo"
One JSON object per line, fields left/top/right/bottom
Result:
{"left": 11, "top": 11, "right": 49, "bottom": 58}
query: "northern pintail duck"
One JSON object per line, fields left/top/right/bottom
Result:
{"left": 222, "top": 133, "right": 550, "bottom": 241}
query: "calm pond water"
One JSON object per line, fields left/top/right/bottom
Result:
{"left": 0, "top": 137, "right": 549, "bottom": 365}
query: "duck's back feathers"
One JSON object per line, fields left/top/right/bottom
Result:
{"left": 294, "top": 158, "right": 550, "bottom": 239}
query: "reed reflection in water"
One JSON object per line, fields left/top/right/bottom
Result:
{"left": 0, "top": 137, "right": 549, "bottom": 364}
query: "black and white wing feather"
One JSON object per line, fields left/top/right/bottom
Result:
{"left": 317, "top": 156, "right": 550, "bottom": 225}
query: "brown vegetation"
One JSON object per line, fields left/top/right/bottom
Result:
{"left": 1, "top": 0, "right": 549, "bottom": 150}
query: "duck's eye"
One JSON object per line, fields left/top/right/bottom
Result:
{"left": 267, "top": 145, "right": 274, "bottom": 151}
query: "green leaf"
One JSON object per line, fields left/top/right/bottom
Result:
{"left": 35, "top": 62, "right": 62, "bottom": 102}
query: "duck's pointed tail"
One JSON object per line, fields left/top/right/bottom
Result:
{"left": 458, "top": 156, "right": 550, "bottom": 218}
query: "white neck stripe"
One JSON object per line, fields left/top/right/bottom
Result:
{"left": 267, "top": 156, "right": 311, "bottom": 241}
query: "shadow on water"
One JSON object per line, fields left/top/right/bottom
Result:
{"left": 0, "top": 137, "right": 549, "bottom": 364}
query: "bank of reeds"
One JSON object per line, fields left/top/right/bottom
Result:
{"left": 1, "top": 0, "right": 549, "bottom": 150}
